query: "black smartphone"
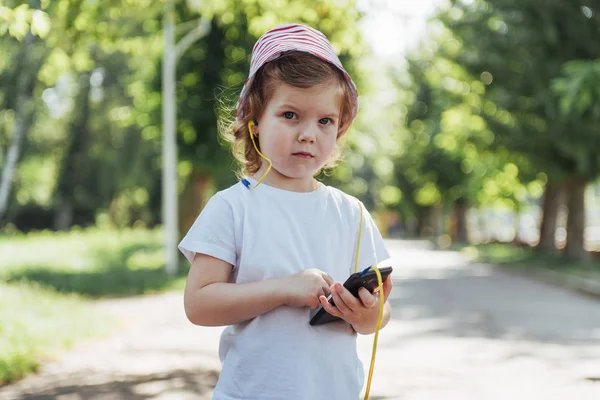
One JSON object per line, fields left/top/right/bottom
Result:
{"left": 309, "top": 266, "right": 393, "bottom": 326}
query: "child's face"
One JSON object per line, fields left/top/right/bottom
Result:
{"left": 254, "top": 79, "right": 342, "bottom": 190}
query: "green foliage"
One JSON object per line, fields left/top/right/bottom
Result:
{"left": 392, "top": 40, "right": 543, "bottom": 225}
{"left": 439, "top": 0, "right": 600, "bottom": 180}
{"left": 553, "top": 59, "right": 600, "bottom": 125}
{"left": 1, "top": 0, "right": 368, "bottom": 230}
{"left": 551, "top": 59, "right": 600, "bottom": 181}
{"left": 1, "top": 0, "right": 167, "bottom": 229}
{"left": 0, "top": 1, "right": 51, "bottom": 40}
{"left": 5, "top": 0, "right": 595, "bottom": 245}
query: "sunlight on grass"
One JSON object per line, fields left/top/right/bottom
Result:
{"left": 0, "top": 227, "right": 188, "bottom": 297}
{"left": 0, "top": 282, "right": 115, "bottom": 384}
{"left": 0, "top": 227, "right": 164, "bottom": 273}
{"left": 463, "top": 243, "right": 533, "bottom": 264}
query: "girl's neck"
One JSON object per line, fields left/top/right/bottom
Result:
{"left": 252, "top": 166, "right": 319, "bottom": 193}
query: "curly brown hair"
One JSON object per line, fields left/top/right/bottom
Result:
{"left": 220, "top": 51, "right": 355, "bottom": 180}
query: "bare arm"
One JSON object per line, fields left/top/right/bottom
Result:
{"left": 184, "top": 253, "right": 333, "bottom": 327}
{"left": 184, "top": 254, "right": 285, "bottom": 326}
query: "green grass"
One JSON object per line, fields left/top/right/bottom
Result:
{"left": 0, "top": 227, "right": 187, "bottom": 297}
{"left": 456, "top": 242, "right": 600, "bottom": 280}
{"left": 0, "top": 227, "right": 189, "bottom": 384}
{"left": 0, "top": 282, "right": 115, "bottom": 384}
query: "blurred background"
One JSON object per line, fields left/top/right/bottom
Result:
{"left": 1, "top": 0, "right": 600, "bottom": 397}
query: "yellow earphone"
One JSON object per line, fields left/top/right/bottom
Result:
{"left": 245, "top": 118, "right": 385, "bottom": 400}
{"left": 245, "top": 119, "right": 273, "bottom": 188}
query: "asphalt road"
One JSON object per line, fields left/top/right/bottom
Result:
{"left": 364, "top": 240, "right": 600, "bottom": 399}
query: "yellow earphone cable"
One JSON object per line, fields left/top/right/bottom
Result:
{"left": 247, "top": 120, "right": 272, "bottom": 188}
{"left": 354, "top": 201, "right": 363, "bottom": 274}
{"left": 354, "top": 202, "right": 385, "bottom": 400}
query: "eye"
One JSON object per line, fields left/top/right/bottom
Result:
{"left": 283, "top": 111, "right": 296, "bottom": 119}
{"left": 319, "top": 118, "right": 333, "bottom": 125}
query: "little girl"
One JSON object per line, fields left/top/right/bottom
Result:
{"left": 179, "top": 24, "right": 392, "bottom": 400}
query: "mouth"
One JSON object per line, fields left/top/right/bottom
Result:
{"left": 292, "top": 152, "right": 314, "bottom": 159}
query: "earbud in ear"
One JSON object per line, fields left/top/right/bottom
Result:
{"left": 248, "top": 119, "right": 258, "bottom": 138}
{"left": 245, "top": 117, "right": 272, "bottom": 189}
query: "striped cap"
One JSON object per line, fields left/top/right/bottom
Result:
{"left": 236, "top": 24, "right": 359, "bottom": 122}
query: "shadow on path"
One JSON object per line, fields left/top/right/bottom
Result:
{"left": 4, "top": 368, "right": 218, "bottom": 400}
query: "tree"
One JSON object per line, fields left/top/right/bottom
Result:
{"left": 0, "top": 2, "right": 50, "bottom": 221}
{"left": 552, "top": 59, "right": 600, "bottom": 259}
{"left": 0, "top": 0, "right": 166, "bottom": 229}
{"left": 392, "top": 43, "right": 541, "bottom": 243}
{"left": 438, "top": 0, "right": 600, "bottom": 260}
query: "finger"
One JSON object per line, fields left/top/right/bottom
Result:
{"left": 372, "top": 276, "right": 390, "bottom": 294}
{"left": 334, "top": 282, "right": 361, "bottom": 311}
{"left": 320, "top": 295, "right": 342, "bottom": 317}
{"left": 310, "top": 295, "right": 321, "bottom": 310}
{"left": 322, "top": 284, "right": 331, "bottom": 297}
{"left": 382, "top": 277, "right": 393, "bottom": 300}
{"left": 358, "top": 287, "right": 376, "bottom": 308}
{"left": 317, "top": 287, "right": 326, "bottom": 298}
{"left": 330, "top": 285, "right": 352, "bottom": 314}
{"left": 322, "top": 273, "right": 334, "bottom": 286}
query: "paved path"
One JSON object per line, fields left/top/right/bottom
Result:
{"left": 2, "top": 240, "right": 599, "bottom": 399}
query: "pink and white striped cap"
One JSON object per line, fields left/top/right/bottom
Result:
{"left": 236, "top": 24, "right": 359, "bottom": 122}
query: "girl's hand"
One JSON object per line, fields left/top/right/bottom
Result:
{"left": 279, "top": 269, "right": 334, "bottom": 310}
{"left": 319, "top": 277, "right": 393, "bottom": 334}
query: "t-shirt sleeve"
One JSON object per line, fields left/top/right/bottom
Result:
{"left": 178, "top": 194, "right": 237, "bottom": 267}
{"left": 352, "top": 201, "right": 390, "bottom": 274}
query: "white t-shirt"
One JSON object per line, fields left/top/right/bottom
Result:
{"left": 179, "top": 177, "right": 389, "bottom": 400}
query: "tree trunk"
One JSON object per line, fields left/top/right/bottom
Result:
{"left": 179, "top": 170, "right": 212, "bottom": 236}
{"left": 52, "top": 73, "right": 92, "bottom": 230}
{"left": 537, "top": 181, "right": 564, "bottom": 253}
{"left": 453, "top": 199, "right": 468, "bottom": 243}
{"left": 0, "top": 83, "right": 30, "bottom": 220}
{"left": 163, "top": 1, "right": 179, "bottom": 276}
{"left": 416, "top": 206, "right": 430, "bottom": 238}
{"left": 564, "top": 176, "right": 588, "bottom": 261}
{"left": 431, "top": 204, "right": 444, "bottom": 239}
{"left": 404, "top": 213, "right": 418, "bottom": 238}
{"left": 0, "top": 31, "right": 44, "bottom": 222}
{"left": 512, "top": 207, "right": 520, "bottom": 243}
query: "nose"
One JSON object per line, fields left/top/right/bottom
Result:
{"left": 297, "top": 123, "right": 317, "bottom": 143}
